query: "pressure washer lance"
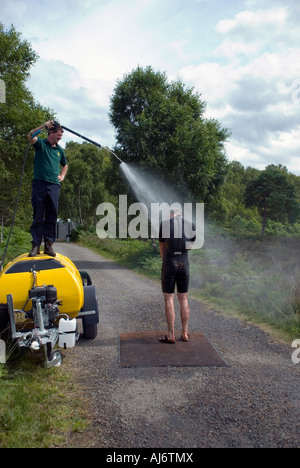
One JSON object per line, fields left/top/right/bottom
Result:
{"left": 32, "top": 121, "right": 123, "bottom": 164}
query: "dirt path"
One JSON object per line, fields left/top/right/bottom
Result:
{"left": 56, "top": 243, "right": 300, "bottom": 448}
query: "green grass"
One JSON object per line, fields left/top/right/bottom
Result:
{"left": 0, "top": 355, "right": 88, "bottom": 448}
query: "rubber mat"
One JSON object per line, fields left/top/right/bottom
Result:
{"left": 119, "top": 331, "right": 228, "bottom": 368}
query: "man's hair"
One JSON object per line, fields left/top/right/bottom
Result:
{"left": 48, "top": 125, "right": 64, "bottom": 135}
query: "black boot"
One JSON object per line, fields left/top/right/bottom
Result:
{"left": 44, "top": 240, "right": 56, "bottom": 257}
{"left": 28, "top": 243, "right": 40, "bottom": 257}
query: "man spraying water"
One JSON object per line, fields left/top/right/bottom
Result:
{"left": 27, "top": 121, "right": 68, "bottom": 257}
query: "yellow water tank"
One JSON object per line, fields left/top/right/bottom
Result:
{"left": 0, "top": 253, "right": 84, "bottom": 319}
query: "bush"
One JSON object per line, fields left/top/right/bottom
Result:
{"left": 0, "top": 227, "right": 32, "bottom": 267}
{"left": 78, "top": 232, "right": 161, "bottom": 277}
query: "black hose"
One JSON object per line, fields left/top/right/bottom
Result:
{"left": 0, "top": 141, "right": 31, "bottom": 270}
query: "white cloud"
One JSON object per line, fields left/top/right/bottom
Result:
{"left": 214, "top": 39, "right": 262, "bottom": 59}
{"left": 216, "top": 7, "right": 287, "bottom": 35}
{"left": 179, "top": 62, "right": 239, "bottom": 107}
{"left": 225, "top": 141, "right": 266, "bottom": 170}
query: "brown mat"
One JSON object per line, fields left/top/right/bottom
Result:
{"left": 119, "top": 331, "right": 228, "bottom": 368}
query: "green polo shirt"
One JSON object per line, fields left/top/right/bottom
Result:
{"left": 33, "top": 137, "right": 67, "bottom": 185}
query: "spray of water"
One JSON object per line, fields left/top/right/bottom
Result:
{"left": 120, "top": 162, "right": 186, "bottom": 215}
{"left": 119, "top": 162, "right": 202, "bottom": 243}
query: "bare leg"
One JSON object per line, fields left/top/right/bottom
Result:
{"left": 163, "top": 293, "right": 176, "bottom": 341}
{"left": 177, "top": 293, "right": 190, "bottom": 341}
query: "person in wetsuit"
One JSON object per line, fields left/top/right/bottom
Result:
{"left": 159, "top": 209, "right": 195, "bottom": 343}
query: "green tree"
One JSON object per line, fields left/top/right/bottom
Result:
{"left": 60, "top": 142, "right": 112, "bottom": 227}
{"left": 221, "top": 161, "right": 261, "bottom": 225}
{"left": 109, "top": 66, "right": 230, "bottom": 206}
{"left": 244, "top": 165, "right": 300, "bottom": 236}
{"left": 0, "top": 24, "right": 53, "bottom": 230}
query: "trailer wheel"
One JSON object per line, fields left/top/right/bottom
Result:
{"left": 81, "top": 286, "right": 99, "bottom": 340}
{"left": 83, "top": 322, "right": 97, "bottom": 340}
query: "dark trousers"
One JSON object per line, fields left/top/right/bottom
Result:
{"left": 30, "top": 180, "right": 60, "bottom": 245}
{"left": 161, "top": 252, "right": 190, "bottom": 294}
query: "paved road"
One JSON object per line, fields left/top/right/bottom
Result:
{"left": 56, "top": 243, "right": 300, "bottom": 448}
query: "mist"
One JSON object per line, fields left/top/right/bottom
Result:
{"left": 120, "top": 162, "right": 186, "bottom": 209}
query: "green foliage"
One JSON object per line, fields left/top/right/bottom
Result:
{"left": 229, "top": 215, "right": 261, "bottom": 237}
{"left": 221, "top": 161, "right": 261, "bottom": 224}
{"left": 0, "top": 226, "right": 32, "bottom": 266}
{"left": 59, "top": 142, "right": 114, "bottom": 227}
{"left": 244, "top": 165, "right": 300, "bottom": 236}
{"left": 0, "top": 24, "right": 37, "bottom": 83}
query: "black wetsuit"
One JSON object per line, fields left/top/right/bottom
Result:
{"left": 159, "top": 216, "right": 195, "bottom": 294}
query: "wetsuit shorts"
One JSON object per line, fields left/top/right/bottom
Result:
{"left": 161, "top": 251, "right": 190, "bottom": 294}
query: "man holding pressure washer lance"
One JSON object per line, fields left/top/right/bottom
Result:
{"left": 27, "top": 120, "right": 68, "bottom": 258}
{"left": 26, "top": 119, "right": 121, "bottom": 258}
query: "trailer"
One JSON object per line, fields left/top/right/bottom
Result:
{"left": 0, "top": 252, "right": 99, "bottom": 368}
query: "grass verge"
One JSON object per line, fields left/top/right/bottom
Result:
{"left": 0, "top": 352, "right": 88, "bottom": 448}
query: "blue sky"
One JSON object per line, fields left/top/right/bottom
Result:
{"left": 2, "top": 0, "right": 300, "bottom": 173}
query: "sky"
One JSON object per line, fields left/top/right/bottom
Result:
{"left": 1, "top": 0, "right": 300, "bottom": 174}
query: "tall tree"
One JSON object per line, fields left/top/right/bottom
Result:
{"left": 109, "top": 66, "right": 230, "bottom": 205}
{"left": 244, "top": 165, "right": 300, "bottom": 236}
